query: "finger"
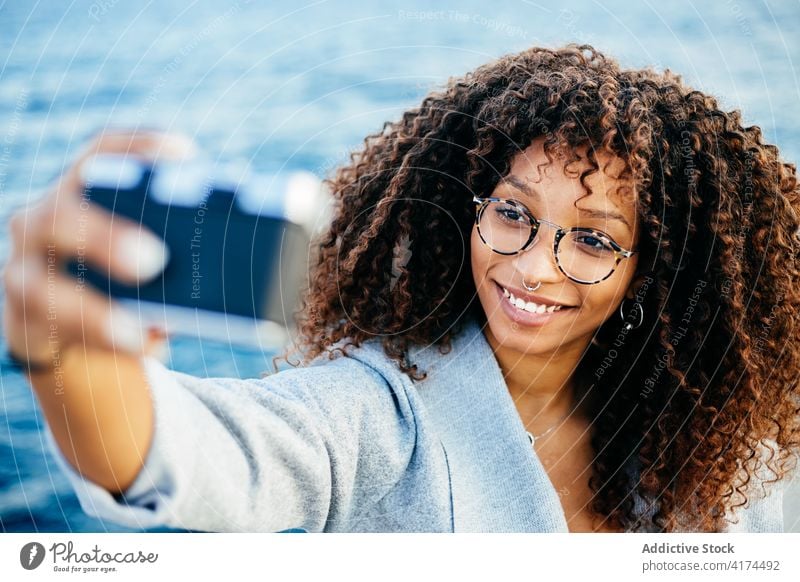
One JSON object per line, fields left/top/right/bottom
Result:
{"left": 75, "top": 130, "right": 197, "bottom": 189}
{"left": 44, "top": 130, "right": 197, "bottom": 208}
{"left": 11, "top": 196, "right": 169, "bottom": 286}
{"left": 64, "top": 131, "right": 195, "bottom": 279}
{"left": 3, "top": 257, "right": 150, "bottom": 358}
{"left": 10, "top": 132, "right": 194, "bottom": 283}
{"left": 87, "top": 128, "right": 197, "bottom": 159}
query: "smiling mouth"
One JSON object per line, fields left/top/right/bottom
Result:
{"left": 497, "top": 284, "right": 573, "bottom": 313}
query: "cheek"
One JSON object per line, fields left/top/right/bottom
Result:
{"left": 578, "top": 278, "right": 631, "bottom": 327}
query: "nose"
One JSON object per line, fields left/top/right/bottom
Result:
{"left": 514, "top": 225, "right": 564, "bottom": 283}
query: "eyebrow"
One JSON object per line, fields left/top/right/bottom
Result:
{"left": 500, "top": 175, "right": 633, "bottom": 232}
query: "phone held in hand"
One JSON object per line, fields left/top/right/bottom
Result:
{"left": 70, "top": 154, "right": 331, "bottom": 348}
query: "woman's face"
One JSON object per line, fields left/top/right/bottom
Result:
{"left": 471, "top": 138, "right": 641, "bottom": 356}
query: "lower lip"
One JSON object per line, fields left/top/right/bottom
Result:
{"left": 493, "top": 282, "right": 573, "bottom": 327}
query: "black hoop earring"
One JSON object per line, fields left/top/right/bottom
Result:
{"left": 619, "top": 298, "right": 644, "bottom": 331}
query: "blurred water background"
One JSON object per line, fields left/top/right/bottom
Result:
{"left": 0, "top": 0, "right": 798, "bottom": 532}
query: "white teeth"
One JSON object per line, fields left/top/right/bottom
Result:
{"left": 501, "top": 286, "right": 564, "bottom": 314}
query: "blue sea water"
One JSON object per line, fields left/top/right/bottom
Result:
{"left": 0, "top": 0, "right": 798, "bottom": 532}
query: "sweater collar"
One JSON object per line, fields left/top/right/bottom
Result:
{"left": 335, "top": 317, "right": 775, "bottom": 532}
{"left": 347, "top": 316, "right": 570, "bottom": 532}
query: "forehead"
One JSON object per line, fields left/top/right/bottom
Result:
{"left": 505, "top": 139, "right": 638, "bottom": 228}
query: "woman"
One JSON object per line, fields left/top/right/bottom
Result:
{"left": 4, "top": 45, "right": 799, "bottom": 532}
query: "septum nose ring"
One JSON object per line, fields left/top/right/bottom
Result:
{"left": 523, "top": 279, "right": 542, "bottom": 292}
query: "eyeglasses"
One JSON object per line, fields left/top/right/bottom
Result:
{"left": 472, "top": 195, "right": 637, "bottom": 285}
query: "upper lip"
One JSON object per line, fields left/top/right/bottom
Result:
{"left": 496, "top": 282, "right": 574, "bottom": 307}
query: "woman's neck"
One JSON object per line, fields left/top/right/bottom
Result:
{"left": 483, "top": 326, "right": 590, "bottom": 431}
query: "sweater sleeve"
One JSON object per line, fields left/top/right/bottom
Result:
{"left": 44, "top": 353, "right": 417, "bottom": 533}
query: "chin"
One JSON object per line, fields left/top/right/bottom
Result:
{"left": 483, "top": 308, "right": 544, "bottom": 349}
{"left": 481, "top": 294, "right": 585, "bottom": 355}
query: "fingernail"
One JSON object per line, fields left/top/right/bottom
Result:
{"left": 155, "top": 134, "right": 197, "bottom": 160}
{"left": 106, "top": 308, "right": 146, "bottom": 353}
{"left": 117, "top": 231, "right": 170, "bottom": 281}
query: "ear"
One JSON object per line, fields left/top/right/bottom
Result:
{"left": 625, "top": 271, "right": 654, "bottom": 300}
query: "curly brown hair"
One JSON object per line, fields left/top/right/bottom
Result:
{"left": 273, "top": 45, "right": 800, "bottom": 532}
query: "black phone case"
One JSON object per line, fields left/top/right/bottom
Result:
{"left": 67, "top": 166, "right": 310, "bottom": 327}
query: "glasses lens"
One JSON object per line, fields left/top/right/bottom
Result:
{"left": 477, "top": 200, "right": 532, "bottom": 253}
{"left": 557, "top": 230, "right": 618, "bottom": 283}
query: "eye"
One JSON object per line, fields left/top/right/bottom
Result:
{"left": 492, "top": 202, "right": 528, "bottom": 224}
{"left": 575, "top": 233, "right": 615, "bottom": 254}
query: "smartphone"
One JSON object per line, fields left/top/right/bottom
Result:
{"left": 69, "top": 154, "right": 330, "bottom": 348}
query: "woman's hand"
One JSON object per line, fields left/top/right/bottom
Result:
{"left": 1, "top": 129, "right": 196, "bottom": 494}
{"left": 2, "top": 129, "right": 194, "bottom": 369}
